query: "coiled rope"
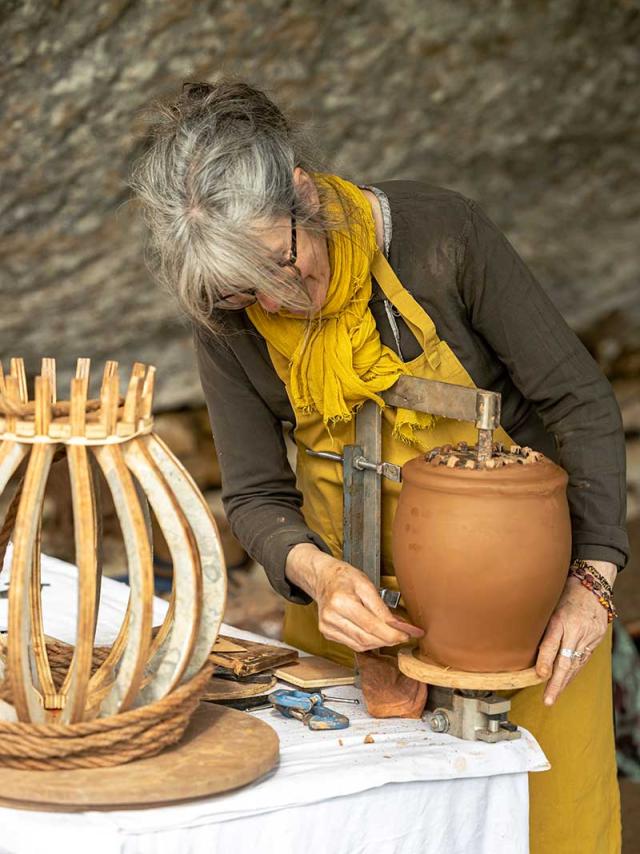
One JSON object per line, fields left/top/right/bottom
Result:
{"left": 0, "top": 645, "right": 213, "bottom": 770}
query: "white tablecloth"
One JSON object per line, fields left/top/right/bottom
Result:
{"left": 0, "top": 552, "right": 549, "bottom": 854}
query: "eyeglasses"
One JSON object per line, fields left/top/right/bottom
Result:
{"left": 212, "top": 213, "right": 298, "bottom": 311}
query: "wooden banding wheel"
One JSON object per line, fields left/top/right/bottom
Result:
{"left": 0, "top": 703, "right": 279, "bottom": 810}
{"left": 398, "top": 647, "right": 545, "bottom": 690}
{"left": 0, "top": 357, "right": 279, "bottom": 807}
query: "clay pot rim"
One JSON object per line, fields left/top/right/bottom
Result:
{"left": 401, "top": 455, "right": 568, "bottom": 495}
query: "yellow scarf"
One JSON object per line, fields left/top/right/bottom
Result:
{"left": 246, "top": 174, "right": 435, "bottom": 445}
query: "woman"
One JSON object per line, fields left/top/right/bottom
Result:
{"left": 131, "top": 79, "right": 628, "bottom": 852}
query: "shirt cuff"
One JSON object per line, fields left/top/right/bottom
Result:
{"left": 571, "top": 544, "right": 627, "bottom": 571}
{"left": 260, "top": 526, "right": 333, "bottom": 604}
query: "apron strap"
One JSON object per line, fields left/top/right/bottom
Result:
{"left": 371, "top": 251, "right": 441, "bottom": 370}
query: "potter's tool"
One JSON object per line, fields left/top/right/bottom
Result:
{"left": 307, "top": 376, "right": 533, "bottom": 743}
{"left": 269, "top": 689, "right": 351, "bottom": 730}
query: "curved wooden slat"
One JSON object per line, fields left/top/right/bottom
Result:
{"left": 85, "top": 597, "right": 131, "bottom": 706}
{"left": 145, "top": 434, "right": 226, "bottom": 681}
{"left": 8, "top": 443, "right": 55, "bottom": 722}
{"left": 149, "top": 587, "right": 175, "bottom": 658}
{"left": 91, "top": 444, "right": 153, "bottom": 715}
{"left": 41, "top": 358, "right": 57, "bottom": 404}
{"left": 29, "top": 506, "right": 58, "bottom": 710}
{"left": 123, "top": 437, "right": 201, "bottom": 705}
{"left": 34, "top": 376, "right": 52, "bottom": 436}
{"left": 0, "top": 441, "right": 31, "bottom": 692}
{"left": 90, "top": 453, "right": 103, "bottom": 634}
{"left": 29, "top": 377, "right": 57, "bottom": 709}
{"left": 62, "top": 444, "right": 99, "bottom": 723}
{"left": 0, "top": 441, "right": 29, "bottom": 499}
{"left": 100, "top": 363, "right": 120, "bottom": 435}
{"left": 9, "top": 359, "right": 28, "bottom": 404}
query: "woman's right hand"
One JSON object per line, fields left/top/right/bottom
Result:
{"left": 285, "top": 543, "right": 423, "bottom": 652}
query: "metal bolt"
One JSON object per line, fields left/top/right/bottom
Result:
{"left": 321, "top": 694, "right": 360, "bottom": 705}
{"left": 429, "top": 711, "right": 450, "bottom": 733}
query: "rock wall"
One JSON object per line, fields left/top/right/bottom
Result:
{"left": 2, "top": 0, "right": 638, "bottom": 406}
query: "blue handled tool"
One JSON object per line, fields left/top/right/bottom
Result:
{"left": 269, "top": 689, "right": 350, "bottom": 730}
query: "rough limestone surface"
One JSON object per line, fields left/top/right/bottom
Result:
{"left": 2, "top": 0, "right": 639, "bottom": 407}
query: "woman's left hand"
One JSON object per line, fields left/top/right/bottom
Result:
{"left": 536, "top": 560, "right": 617, "bottom": 706}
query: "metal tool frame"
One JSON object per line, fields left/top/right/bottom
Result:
{"left": 307, "top": 376, "right": 523, "bottom": 743}
{"left": 307, "top": 376, "right": 501, "bottom": 590}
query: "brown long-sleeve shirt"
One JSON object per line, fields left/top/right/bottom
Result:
{"left": 195, "top": 181, "right": 628, "bottom": 604}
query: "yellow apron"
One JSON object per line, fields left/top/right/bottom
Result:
{"left": 265, "top": 249, "right": 620, "bottom": 853}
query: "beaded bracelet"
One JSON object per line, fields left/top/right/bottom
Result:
{"left": 571, "top": 558, "right": 614, "bottom": 593}
{"left": 568, "top": 559, "right": 618, "bottom": 623}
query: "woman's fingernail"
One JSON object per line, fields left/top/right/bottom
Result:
{"left": 388, "top": 619, "right": 424, "bottom": 637}
{"left": 544, "top": 696, "right": 554, "bottom": 707}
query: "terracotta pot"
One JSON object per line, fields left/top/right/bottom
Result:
{"left": 392, "top": 447, "right": 571, "bottom": 672}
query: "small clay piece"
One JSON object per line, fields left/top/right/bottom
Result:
{"left": 393, "top": 443, "right": 571, "bottom": 672}
{"left": 356, "top": 651, "right": 427, "bottom": 719}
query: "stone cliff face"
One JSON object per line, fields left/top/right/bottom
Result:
{"left": 2, "top": 0, "right": 638, "bottom": 405}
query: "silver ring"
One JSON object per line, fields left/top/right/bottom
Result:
{"left": 560, "top": 647, "right": 585, "bottom": 662}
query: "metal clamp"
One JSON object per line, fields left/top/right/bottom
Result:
{"left": 426, "top": 686, "right": 520, "bottom": 743}
{"left": 305, "top": 449, "right": 401, "bottom": 482}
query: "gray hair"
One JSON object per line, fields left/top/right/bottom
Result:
{"left": 130, "top": 79, "right": 341, "bottom": 331}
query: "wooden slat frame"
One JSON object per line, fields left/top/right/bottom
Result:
{"left": 0, "top": 356, "right": 225, "bottom": 723}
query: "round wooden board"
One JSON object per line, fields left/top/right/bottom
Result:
{"left": 398, "top": 647, "right": 545, "bottom": 690}
{"left": 0, "top": 703, "right": 279, "bottom": 811}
